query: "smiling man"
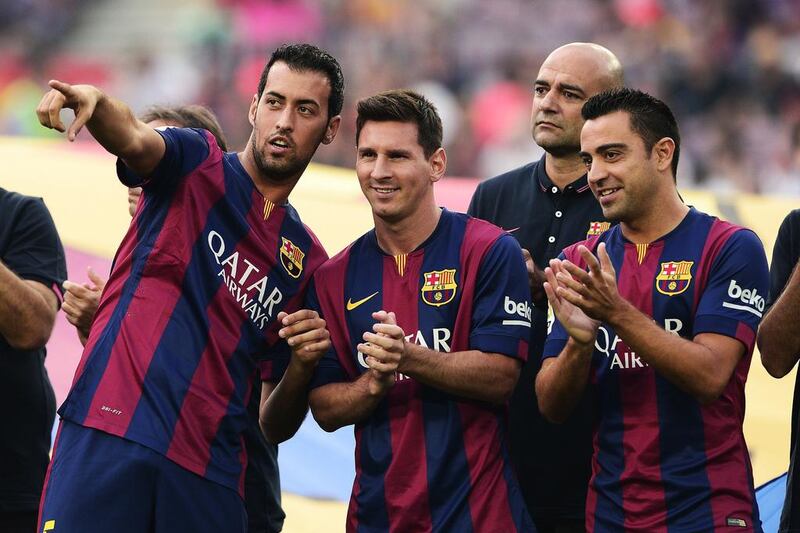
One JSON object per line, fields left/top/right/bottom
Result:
{"left": 35, "top": 44, "right": 342, "bottom": 533}
{"left": 536, "top": 88, "right": 768, "bottom": 532}
{"left": 265, "top": 90, "right": 535, "bottom": 532}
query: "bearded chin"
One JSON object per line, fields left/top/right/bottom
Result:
{"left": 251, "top": 143, "right": 302, "bottom": 183}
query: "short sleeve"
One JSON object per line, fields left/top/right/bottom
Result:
{"left": 693, "top": 229, "right": 769, "bottom": 352}
{"left": 466, "top": 182, "right": 484, "bottom": 218}
{"left": 1, "top": 197, "right": 67, "bottom": 304}
{"left": 117, "top": 127, "right": 211, "bottom": 188}
{"left": 767, "top": 210, "right": 800, "bottom": 308}
{"left": 469, "top": 234, "right": 532, "bottom": 359}
{"left": 305, "top": 277, "right": 348, "bottom": 389}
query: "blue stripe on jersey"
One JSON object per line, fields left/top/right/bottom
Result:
{"left": 124, "top": 169, "right": 250, "bottom": 449}
{"left": 418, "top": 214, "right": 474, "bottom": 532}
{"left": 62, "top": 180, "right": 177, "bottom": 422}
{"left": 745, "top": 453, "right": 763, "bottom": 532}
{"left": 653, "top": 218, "right": 714, "bottom": 532}
{"left": 206, "top": 320, "right": 257, "bottom": 485}
{"left": 498, "top": 412, "right": 532, "bottom": 532}
{"left": 592, "top": 231, "right": 626, "bottom": 530}
{"left": 345, "top": 237, "right": 391, "bottom": 531}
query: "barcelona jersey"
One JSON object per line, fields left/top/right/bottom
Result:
{"left": 543, "top": 208, "right": 769, "bottom": 532}
{"left": 58, "top": 127, "right": 327, "bottom": 494}
{"left": 310, "top": 209, "right": 535, "bottom": 532}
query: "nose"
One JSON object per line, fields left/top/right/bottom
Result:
{"left": 587, "top": 158, "right": 606, "bottom": 186}
{"left": 370, "top": 154, "right": 392, "bottom": 180}
{"left": 537, "top": 88, "right": 558, "bottom": 113}
{"left": 274, "top": 106, "right": 295, "bottom": 133}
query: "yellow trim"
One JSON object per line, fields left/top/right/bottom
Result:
{"left": 43, "top": 520, "right": 55, "bottom": 532}
{"left": 394, "top": 254, "right": 407, "bottom": 276}
{"left": 263, "top": 198, "right": 275, "bottom": 220}
{"left": 636, "top": 243, "right": 648, "bottom": 264}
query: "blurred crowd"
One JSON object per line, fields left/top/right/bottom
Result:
{"left": 2, "top": 0, "right": 800, "bottom": 194}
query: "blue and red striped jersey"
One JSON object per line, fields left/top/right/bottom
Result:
{"left": 58, "top": 127, "right": 327, "bottom": 494}
{"left": 543, "top": 207, "right": 768, "bottom": 532}
{"left": 309, "top": 209, "right": 535, "bottom": 532}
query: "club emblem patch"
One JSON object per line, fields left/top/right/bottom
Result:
{"left": 421, "top": 269, "right": 457, "bottom": 307}
{"left": 656, "top": 261, "right": 694, "bottom": 296}
{"left": 280, "top": 237, "right": 305, "bottom": 279}
{"left": 587, "top": 221, "right": 611, "bottom": 236}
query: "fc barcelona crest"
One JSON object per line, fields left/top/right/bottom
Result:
{"left": 421, "top": 269, "right": 458, "bottom": 307}
{"left": 587, "top": 221, "right": 611, "bottom": 236}
{"left": 280, "top": 237, "right": 305, "bottom": 279}
{"left": 656, "top": 260, "right": 694, "bottom": 296}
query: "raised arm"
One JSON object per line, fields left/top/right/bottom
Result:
{"left": 36, "top": 80, "right": 165, "bottom": 176}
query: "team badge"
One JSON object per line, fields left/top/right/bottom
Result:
{"left": 279, "top": 237, "right": 305, "bottom": 279}
{"left": 421, "top": 269, "right": 457, "bottom": 307}
{"left": 587, "top": 221, "right": 611, "bottom": 236}
{"left": 656, "top": 261, "right": 694, "bottom": 296}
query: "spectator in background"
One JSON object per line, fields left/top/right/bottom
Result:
{"left": 0, "top": 189, "right": 66, "bottom": 533}
{"left": 61, "top": 104, "right": 285, "bottom": 533}
{"left": 757, "top": 208, "right": 800, "bottom": 531}
{"left": 468, "top": 42, "right": 622, "bottom": 533}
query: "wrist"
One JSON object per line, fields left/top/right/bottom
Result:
{"left": 606, "top": 298, "right": 633, "bottom": 329}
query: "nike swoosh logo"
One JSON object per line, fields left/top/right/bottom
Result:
{"left": 346, "top": 291, "right": 380, "bottom": 311}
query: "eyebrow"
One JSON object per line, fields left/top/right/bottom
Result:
{"left": 265, "top": 91, "right": 320, "bottom": 108}
{"left": 533, "top": 80, "right": 586, "bottom": 97}
{"left": 580, "top": 143, "right": 628, "bottom": 158}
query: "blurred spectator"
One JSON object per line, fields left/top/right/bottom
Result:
{"left": 4, "top": 0, "right": 800, "bottom": 193}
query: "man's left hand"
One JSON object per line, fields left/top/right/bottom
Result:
{"left": 557, "top": 243, "right": 624, "bottom": 323}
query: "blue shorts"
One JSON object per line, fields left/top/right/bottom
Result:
{"left": 37, "top": 420, "right": 246, "bottom": 533}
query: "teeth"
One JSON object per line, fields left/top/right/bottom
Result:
{"left": 375, "top": 188, "right": 397, "bottom": 193}
{"left": 601, "top": 188, "right": 619, "bottom": 197}
{"left": 272, "top": 140, "right": 288, "bottom": 147}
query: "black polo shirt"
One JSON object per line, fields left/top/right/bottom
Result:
{"left": 766, "top": 208, "right": 800, "bottom": 533}
{"left": 0, "top": 189, "right": 66, "bottom": 513}
{"left": 468, "top": 155, "right": 608, "bottom": 524}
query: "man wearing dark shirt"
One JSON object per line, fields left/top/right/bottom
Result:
{"left": 0, "top": 189, "right": 66, "bottom": 533}
{"left": 758, "top": 208, "right": 800, "bottom": 532}
{"left": 468, "top": 42, "right": 623, "bottom": 532}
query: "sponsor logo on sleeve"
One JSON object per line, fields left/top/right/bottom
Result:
{"left": 656, "top": 260, "right": 694, "bottom": 296}
{"left": 279, "top": 237, "right": 305, "bottom": 279}
{"left": 503, "top": 296, "right": 531, "bottom": 327}
{"left": 421, "top": 269, "right": 457, "bottom": 307}
{"left": 724, "top": 279, "right": 765, "bottom": 317}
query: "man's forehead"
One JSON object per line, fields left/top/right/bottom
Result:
{"left": 359, "top": 121, "right": 422, "bottom": 149}
{"left": 581, "top": 112, "right": 634, "bottom": 148}
{"left": 263, "top": 62, "right": 331, "bottom": 99}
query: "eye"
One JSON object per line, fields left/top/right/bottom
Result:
{"left": 298, "top": 105, "right": 314, "bottom": 115}
{"left": 534, "top": 86, "right": 547, "bottom": 96}
{"left": 563, "top": 91, "right": 581, "bottom": 100}
{"left": 581, "top": 157, "right": 592, "bottom": 169}
{"left": 604, "top": 151, "right": 620, "bottom": 161}
{"left": 266, "top": 98, "right": 280, "bottom": 108}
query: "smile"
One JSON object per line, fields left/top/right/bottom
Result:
{"left": 599, "top": 188, "right": 621, "bottom": 197}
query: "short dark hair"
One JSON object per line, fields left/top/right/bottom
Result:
{"left": 257, "top": 43, "right": 344, "bottom": 119}
{"left": 356, "top": 90, "right": 443, "bottom": 158}
{"left": 582, "top": 88, "right": 680, "bottom": 179}
{"left": 140, "top": 104, "right": 228, "bottom": 151}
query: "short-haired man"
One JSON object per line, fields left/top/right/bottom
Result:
{"left": 267, "top": 90, "right": 535, "bottom": 531}
{"left": 757, "top": 208, "right": 800, "bottom": 531}
{"left": 0, "top": 190, "right": 66, "bottom": 533}
{"left": 35, "top": 43, "right": 343, "bottom": 532}
{"left": 61, "top": 104, "right": 285, "bottom": 533}
{"left": 467, "top": 43, "right": 623, "bottom": 532}
{"left": 537, "top": 88, "right": 768, "bottom": 531}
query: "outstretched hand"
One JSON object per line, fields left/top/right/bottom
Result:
{"left": 36, "top": 80, "right": 103, "bottom": 141}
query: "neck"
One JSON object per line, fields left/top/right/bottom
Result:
{"left": 620, "top": 188, "right": 689, "bottom": 244}
{"left": 374, "top": 203, "right": 442, "bottom": 256}
{"left": 237, "top": 150, "right": 305, "bottom": 205}
{"left": 544, "top": 151, "right": 586, "bottom": 189}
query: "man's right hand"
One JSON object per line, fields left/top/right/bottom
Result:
{"left": 359, "top": 311, "right": 405, "bottom": 396}
{"left": 522, "top": 248, "right": 547, "bottom": 305}
{"left": 36, "top": 80, "right": 104, "bottom": 142}
{"left": 544, "top": 258, "right": 599, "bottom": 347}
{"left": 62, "top": 267, "right": 107, "bottom": 346}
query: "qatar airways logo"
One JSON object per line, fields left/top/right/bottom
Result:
{"left": 595, "top": 319, "right": 683, "bottom": 370}
{"left": 208, "top": 230, "right": 283, "bottom": 330}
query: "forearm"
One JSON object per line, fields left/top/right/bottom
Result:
{"left": 85, "top": 91, "right": 164, "bottom": 175}
{"left": 535, "top": 338, "right": 593, "bottom": 422}
{"left": 260, "top": 358, "right": 315, "bottom": 444}
{"left": 0, "top": 261, "right": 55, "bottom": 350}
{"left": 609, "top": 302, "right": 733, "bottom": 402}
{"left": 758, "top": 265, "right": 800, "bottom": 377}
{"left": 310, "top": 373, "right": 387, "bottom": 432}
{"left": 399, "top": 344, "right": 520, "bottom": 404}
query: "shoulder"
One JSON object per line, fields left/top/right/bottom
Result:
{"left": 475, "top": 162, "right": 537, "bottom": 196}
{"left": 315, "top": 232, "right": 372, "bottom": 281}
{"left": 0, "top": 190, "right": 51, "bottom": 225}
{"left": 462, "top": 212, "right": 509, "bottom": 245}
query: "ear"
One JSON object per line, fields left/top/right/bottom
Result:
{"left": 248, "top": 94, "right": 259, "bottom": 127}
{"left": 322, "top": 115, "right": 341, "bottom": 145}
{"left": 653, "top": 137, "right": 675, "bottom": 173}
{"left": 429, "top": 147, "right": 447, "bottom": 183}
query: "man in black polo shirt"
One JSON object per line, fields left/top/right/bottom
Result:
{"left": 758, "top": 208, "right": 800, "bottom": 532}
{"left": 468, "top": 42, "right": 623, "bottom": 533}
{"left": 0, "top": 188, "right": 66, "bottom": 533}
